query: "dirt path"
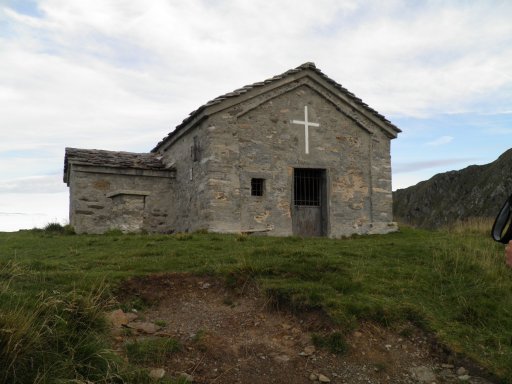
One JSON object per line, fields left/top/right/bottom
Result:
{"left": 110, "top": 274, "right": 496, "bottom": 384}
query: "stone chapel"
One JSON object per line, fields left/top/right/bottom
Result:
{"left": 63, "top": 62, "right": 401, "bottom": 236}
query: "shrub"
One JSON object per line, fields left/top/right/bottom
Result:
{"left": 43, "top": 222, "right": 64, "bottom": 232}
{"left": 41, "top": 222, "right": 75, "bottom": 235}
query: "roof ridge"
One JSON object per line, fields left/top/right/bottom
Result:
{"left": 152, "top": 63, "right": 399, "bottom": 152}
{"left": 298, "top": 62, "right": 316, "bottom": 69}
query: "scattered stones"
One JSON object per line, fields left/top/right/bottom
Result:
{"left": 111, "top": 274, "right": 498, "bottom": 384}
{"left": 148, "top": 368, "right": 165, "bottom": 380}
{"left": 307, "top": 372, "right": 330, "bottom": 382}
{"left": 438, "top": 368, "right": 456, "bottom": 379}
{"left": 409, "top": 366, "right": 436, "bottom": 382}
{"left": 300, "top": 345, "right": 316, "bottom": 356}
{"left": 198, "top": 282, "right": 211, "bottom": 290}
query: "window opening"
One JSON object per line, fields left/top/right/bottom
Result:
{"left": 294, "top": 169, "right": 322, "bottom": 206}
{"left": 191, "top": 136, "right": 200, "bottom": 162}
{"left": 251, "top": 178, "right": 264, "bottom": 196}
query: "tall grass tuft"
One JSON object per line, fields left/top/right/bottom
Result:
{"left": 42, "top": 222, "right": 75, "bottom": 235}
{"left": 0, "top": 263, "right": 121, "bottom": 383}
{"left": 124, "top": 337, "right": 182, "bottom": 365}
{"left": 442, "top": 216, "right": 494, "bottom": 235}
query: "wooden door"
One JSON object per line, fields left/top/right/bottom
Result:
{"left": 292, "top": 169, "right": 326, "bottom": 237}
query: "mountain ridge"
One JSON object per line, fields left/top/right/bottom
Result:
{"left": 393, "top": 148, "right": 512, "bottom": 228}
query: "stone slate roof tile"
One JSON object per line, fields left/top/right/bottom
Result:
{"left": 152, "top": 62, "right": 400, "bottom": 152}
{"left": 64, "top": 147, "right": 169, "bottom": 182}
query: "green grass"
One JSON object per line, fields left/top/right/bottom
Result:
{"left": 124, "top": 337, "right": 181, "bottom": 365}
{"left": 0, "top": 224, "right": 511, "bottom": 382}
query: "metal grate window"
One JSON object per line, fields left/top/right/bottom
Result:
{"left": 294, "top": 169, "right": 322, "bottom": 206}
{"left": 251, "top": 178, "right": 264, "bottom": 196}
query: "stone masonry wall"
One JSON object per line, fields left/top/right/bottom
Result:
{"left": 157, "top": 121, "right": 213, "bottom": 233}
{"left": 69, "top": 166, "right": 174, "bottom": 234}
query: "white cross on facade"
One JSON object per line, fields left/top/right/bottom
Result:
{"left": 291, "top": 106, "right": 320, "bottom": 154}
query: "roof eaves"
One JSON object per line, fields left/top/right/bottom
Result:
{"left": 64, "top": 147, "right": 169, "bottom": 183}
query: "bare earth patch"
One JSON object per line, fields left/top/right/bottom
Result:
{"left": 111, "top": 274, "right": 496, "bottom": 384}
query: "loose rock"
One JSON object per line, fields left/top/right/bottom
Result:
{"left": 318, "top": 373, "right": 331, "bottom": 382}
{"left": 178, "top": 372, "right": 194, "bottom": 382}
{"left": 409, "top": 366, "right": 436, "bottom": 382}
{"left": 301, "top": 345, "right": 316, "bottom": 356}
{"left": 148, "top": 368, "right": 165, "bottom": 380}
{"left": 274, "top": 354, "right": 290, "bottom": 363}
{"left": 126, "top": 321, "right": 160, "bottom": 334}
{"left": 106, "top": 309, "right": 130, "bottom": 328}
{"left": 457, "top": 367, "right": 468, "bottom": 376}
{"left": 199, "top": 282, "right": 211, "bottom": 290}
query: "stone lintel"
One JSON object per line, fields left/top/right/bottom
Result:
{"left": 106, "top": 190, "right": 151, "bottom": 198}
{"left": 72, "top": 164, "right": 176, "bottom": 179}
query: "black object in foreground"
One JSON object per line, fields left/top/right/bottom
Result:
{"left": 492, "top": 194, "right": 512, "bottom": 243}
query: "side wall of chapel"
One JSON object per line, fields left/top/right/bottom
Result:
{"left": 157, "top": 120, "right": 215, "bottom": 233}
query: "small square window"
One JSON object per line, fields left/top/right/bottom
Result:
{"left": 251, "top": 178, "right": 264, "bottom": 196}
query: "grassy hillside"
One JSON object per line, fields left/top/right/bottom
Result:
{"left": 1, "top": 225, "right": 511, "bottom": 383}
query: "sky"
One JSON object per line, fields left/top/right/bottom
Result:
{"left": 1, "top": 0, "right": 511, "bottom": 231}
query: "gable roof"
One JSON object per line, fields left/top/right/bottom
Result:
{"left": 63, "top": 147, "right": 168, "bottom": 183}
{"left": 152, "top": 62, "right": 401, "bottom": 152}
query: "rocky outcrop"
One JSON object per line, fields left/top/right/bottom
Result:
{"left": 393, "top": 148, "right": 512, "bottom": 228}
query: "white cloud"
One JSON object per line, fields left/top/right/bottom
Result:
{"left": 393, "top": 157, "right": 478, "bottom": 174}
{"left": 4, "top": 1, "right": 511, "bottom": 119}
{"left": 1, "top": 0, "right": 512, "bottom": 229}
{"left": 425, "top": 136, "right": 454, "bottom": 146}
{"left": 0, "top": 175, "right": 66, "bottom": 194}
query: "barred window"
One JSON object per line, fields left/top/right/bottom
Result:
{"left": 251, "top": 178, "right": 265, "bottom": 196}
{"left": 294, "top": 169, "right": 322, "bottom": 206}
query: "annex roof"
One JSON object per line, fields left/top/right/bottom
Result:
{"left": 63, "top": 147, "right": 167, "bottom": 183}
{"left": 152, "top": 62, "right": 401, "bottom": 152}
